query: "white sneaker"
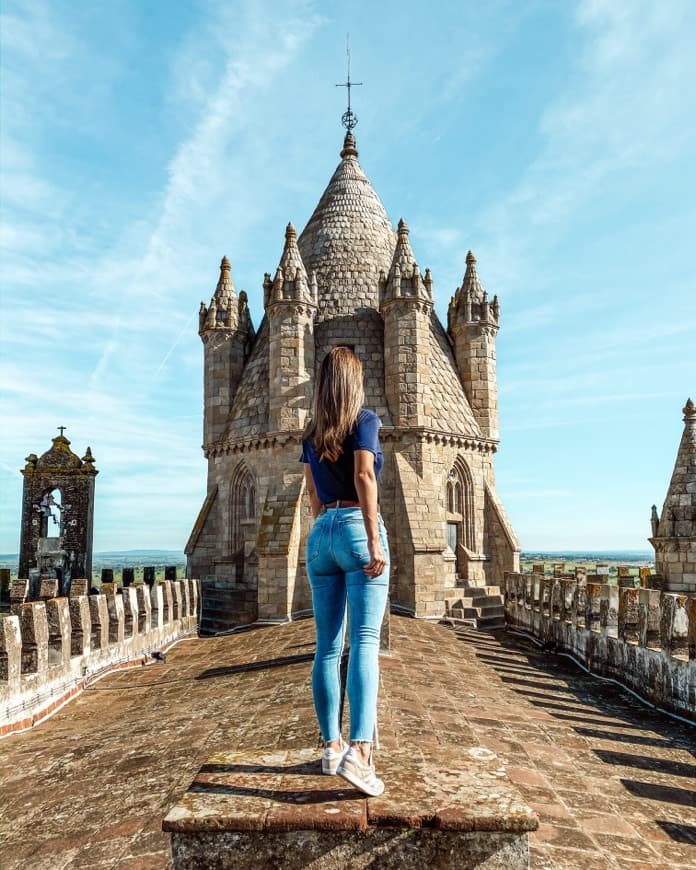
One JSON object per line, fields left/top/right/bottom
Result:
{"left": 336, "top": 747, "right": 385, "bottom": 796}
{"left": 321, "top": 739, "right": 348, "bottom": 775}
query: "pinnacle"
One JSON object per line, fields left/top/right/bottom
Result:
{"left": 340, "top": 131, "right": 358, "bottom": 159}
{"left": 213, "top": 255, "right": 236, "bottom": 310}
{"left": 278, "top": 220, "right": 307, "bottom": 280}
{"left": 461, "top": 251, "right": 485, "bottom": 302}
{"left": 655, "top": 397, "right": 696, "bottom": 544}
{"left": 389, "top": 217, "right": 417, "bottom": 276}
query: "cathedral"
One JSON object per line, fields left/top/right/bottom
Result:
{"left": 186, "top": 128, "right": 519, "bottom": 630}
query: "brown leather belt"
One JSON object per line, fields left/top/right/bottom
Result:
{"left": 322, "top": 500, "right": 380, "bottom": 512}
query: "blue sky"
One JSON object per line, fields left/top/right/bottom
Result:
{"left": 1, "top": 0, "right": 694, "bottom": 554}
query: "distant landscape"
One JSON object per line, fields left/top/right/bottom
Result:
{"left": 520, "top": 550, "right": 654, "bottom": 578}
{"left": 0, "top": 550, "right": 186, "bottom": 582}
{"left": 1, "top": 549, "right": 653, "bottom": 581}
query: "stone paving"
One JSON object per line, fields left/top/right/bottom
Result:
{"left": 0, "top": 616, "right": 694, "bottom": 869}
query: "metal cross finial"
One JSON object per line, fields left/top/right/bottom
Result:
{"left": 57, "top": 425, "right": 66, "bottom": 436}
{"left": 335, "top": 34, "right": 362, "bottom": 130}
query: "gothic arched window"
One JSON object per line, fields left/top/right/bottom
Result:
{"left": 445, "top": 459, "right": 474, "bottom": 554}
{"left": 231, "top": 464, "right": 256, "bottom": 552}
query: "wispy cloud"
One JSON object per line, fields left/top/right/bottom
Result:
{"left": 0, "top": 0, "right": 325, "bottom": 551}
{"left": 476, "top": 0, "right": 696, "bottom": 292}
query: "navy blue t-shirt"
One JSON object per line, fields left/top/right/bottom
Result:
{"left": 300, "top": 408, "right": 384, "bottom": 505}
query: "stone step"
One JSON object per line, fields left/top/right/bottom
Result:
{"left": 454, "top": 594, "right": 502, "bottom": 608}
{"left": 458, "top": 582, "right": 501, "bottom": 596}
{"left": 476, "top": 614, "right": 506, "bottom": 630}
{"left": 164, "top": 746, "right": 536, "bottom": 868}
{"left": 476, "top": 604, "right": 505, "bottom": 617}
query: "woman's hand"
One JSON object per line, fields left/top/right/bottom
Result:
{"left": 365, "top": 539, "right": 387, "bottom": 578}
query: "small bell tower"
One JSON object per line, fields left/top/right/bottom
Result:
{"left": 18, "top": 428, "right": 98, "bottom": 593}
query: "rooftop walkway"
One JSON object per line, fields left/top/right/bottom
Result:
{"left": 1, "top": 616, "right": 694, "bottom": 869}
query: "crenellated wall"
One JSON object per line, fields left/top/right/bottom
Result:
{"left": 0, "top": 578, "right": 200, "bottom": 735}
{"left": 502, "top": 572, "right": 695, "bottom": 719}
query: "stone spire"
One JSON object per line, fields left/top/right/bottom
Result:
{"left": 448, "top": 251, "right": 499, "bottom": 331}
{"left": 268, "top": 223, "right": 313, "bottom": 305}
{"left": 200, "top": 257, "right": 238, "bottom": 332}
{"left": 381, "top": 219, "right": 432, "bottom": 304}
{"left": 297, "top": 132, "right": 396, "bottom": 320}
{"left": 650, "top": 399, "right": 696, "bottom": 592}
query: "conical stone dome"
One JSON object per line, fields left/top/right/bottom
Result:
{"left": 298, "top": 132, "right": 396, "bottom": 321}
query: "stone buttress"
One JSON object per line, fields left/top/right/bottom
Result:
{"left": 187, "top": 130, "right": 520, "bottom": 631}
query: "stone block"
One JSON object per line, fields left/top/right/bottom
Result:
{"left": 151, "top": 584, "right": 164, "bottom": 630}
{"left": 38, "top": 579, "right": 59, "bottom": 600}
{"left": 136, "top": 584, "right": 152, "bottom": 633}
{"left": 638, "top": 589, "right": 661, "bottom": 648}
{"left": 181, "top": 578, "right": 191, "bottom": 620}
{"left": 600, "top": 585, "right": 619, "bottom": 638}
{"left": 70, "top": 578, "right": 89, "bottom": 597}
{"left": 0, "top": 615, "right": 21, "bottom": 687}
{"left": 586, "top": 583, "right": 602, "bottom": 633}
{"left": 660, "top": 593, "right": 689, "bottom": 657}
{"left": 19, "top": 602, "right": 49, "bottom": 675}
{"left": 103, "top": 587, "right": 125, "bottom": 644}
{"left": 618, "top": 588, "right": 639, "bottom": 643}
{"left": 159, "top": 580, "right": 173, "bottom": 624}
{"left": 9, "top": 579, "right": 28, "bottom": 613}
{"left": 68, "top": 596, "right": 91, "bottom": 657}
{"left": 88, "top": 594, "right": 109, "bottom": 650}
{"left": 45, "top": 598, "right": 71, "bottom": 667}
{"left": 171, "top": 581, "right": 182, "bottom": 621}
{"left": 121, "top": 585, "right": 138, "bottom": 638}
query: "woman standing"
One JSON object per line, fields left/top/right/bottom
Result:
{"left": 301, "top": 347, "right": 389, "bottom": 797}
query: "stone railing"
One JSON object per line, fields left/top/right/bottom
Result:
{"left": 0, "top": 578, "right": 200, "bottom": 735}
{"left": 502, "top": 572, "right": 695, "bottom": 719}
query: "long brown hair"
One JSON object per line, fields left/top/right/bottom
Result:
{"left": 304, "top": 347, "right": 364, "bottom": 461}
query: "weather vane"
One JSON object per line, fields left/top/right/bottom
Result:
{"left": 335, "top": 34, "right": 362, "bottom": 130}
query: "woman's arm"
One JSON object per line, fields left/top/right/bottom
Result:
{"left": 354, "top": 449, "right": 387, "bottom": 578}
{"left": 304, "top": 465, "right": 322, "bottom": 518}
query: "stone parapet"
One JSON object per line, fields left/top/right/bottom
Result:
{"left": 0, "top": 578, "right": 201, "bottom": 735}
{"left": 503, "top": 572, "right": 695, "bottom": 718}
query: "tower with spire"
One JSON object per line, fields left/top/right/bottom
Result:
{"left": 199, "top": 257, "right": 255, "bottom": 446}
{"left": 266, "top": 223, "right": 317, "bottom": 432}
{"left": 448, "top": 251, "right": 500, "bottom": 440}
{"left": 650, "top": 399, "right": 696, "bottom": 593}
{"left": 187, "top": 123, "right": 519, "bottom": 631}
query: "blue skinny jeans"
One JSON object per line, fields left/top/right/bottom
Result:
{"left": 306, "top": 506, "right": 389, "bottom": 743}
